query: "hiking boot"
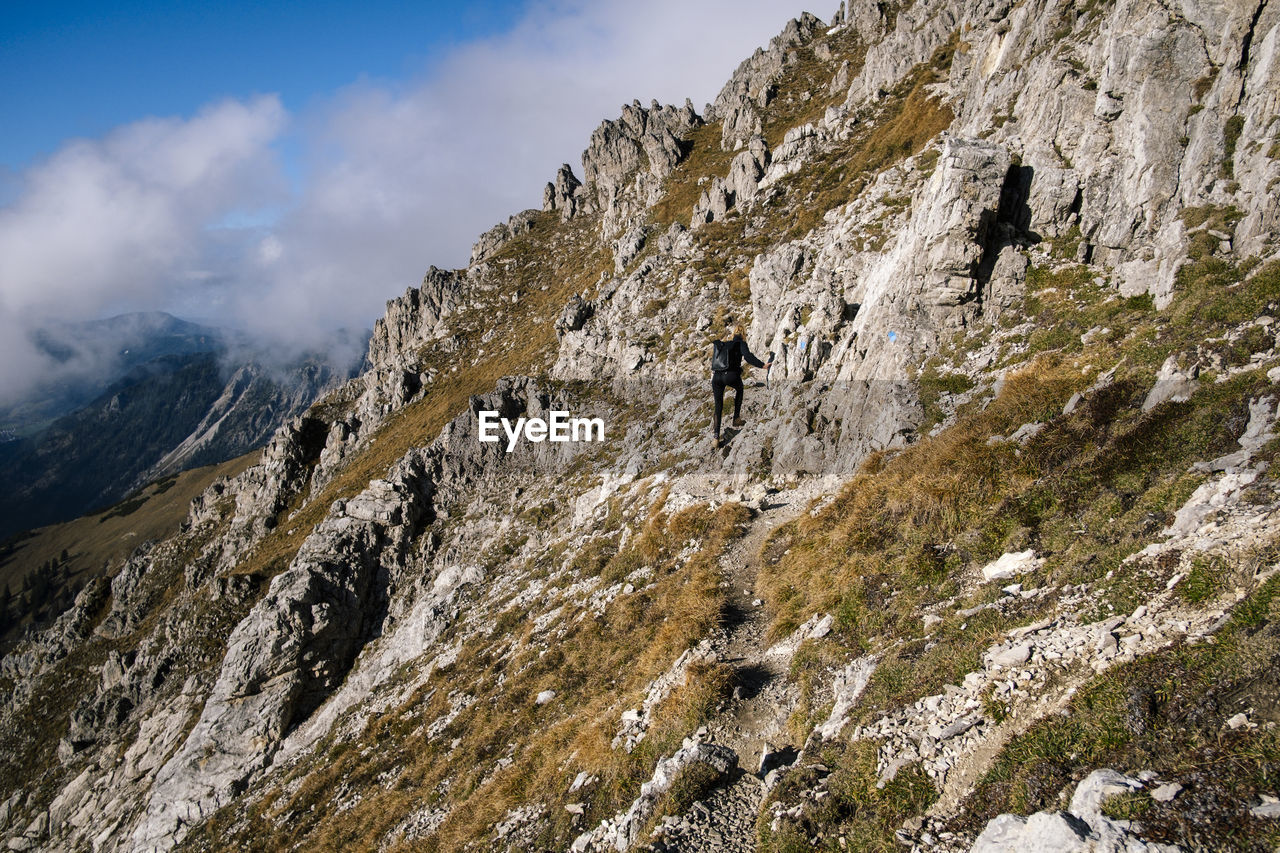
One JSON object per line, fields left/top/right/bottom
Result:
{"left": 732, "top": 417, "right": 746, "bottom": 428}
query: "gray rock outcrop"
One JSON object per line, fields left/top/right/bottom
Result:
{"left": 543, "top": 164, "right": 584, "bottom": 220}
{"left": 470, "top": 210, "right": 539, "bottom": 265}
{"left": 576, "top": 99, "right": 701, "bottom": 232}
{"left": 132, "top": 377, "right": 595, "bottom": 850}
{"left": 709, "top": 13, "right": 826, "bottom": 150}
{"left": 971, "top": 770, "right": 1182, "bottom": 852}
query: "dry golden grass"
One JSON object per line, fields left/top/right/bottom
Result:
{"left": 647, "top": 24, "right": 874, "bottom": 237}
{"left": 758, "top": 356, "right": 1085, "bottom": 642}
{"left": 649, "top": 121, "right": 737, "bottom": 229}
{"left": 194, "top": 501, "right": 751, "bottom": 852}
{"left": 756, "top": 247, "right": 1279, "bottom": 732}
{"left": 781, "top": 42, "right": 956, "bottom": 239}
{"left": 759, "top": 24, "right": 866, "bottom": 149}
{"left": 649, "top": 38, "right": 956, "bottom": 298}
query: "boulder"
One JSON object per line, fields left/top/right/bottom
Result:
{"left": 981, "top": 550, "right": 1044, "bottom": 582}
{"left": 972, "top": 769, "right": 1182, "bottom": 852}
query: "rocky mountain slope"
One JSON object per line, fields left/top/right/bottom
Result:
{"left": 2, "top": 1, "right": 1279, "bottom": 851}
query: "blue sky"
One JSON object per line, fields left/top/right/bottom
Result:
{"left": 1, "top": 0, "right": 529, "bottom": 170}
{"left": 0, "top": 0, "right": 817, "bottom": 400}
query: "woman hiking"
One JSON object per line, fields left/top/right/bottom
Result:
{"left": 710, "top": 322, "right": 772, "bottom": 448}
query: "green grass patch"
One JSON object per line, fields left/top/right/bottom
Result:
{"left": 959, "top": 574, "right": 1280, "bottom": 849}
{"left": 1222, "top": 115, "right": 1245, "bottom": 177}
{"left": 758, "top": 740, "right": 938, "bottom": 852}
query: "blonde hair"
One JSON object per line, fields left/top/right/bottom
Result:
{"left": 732, "top": 323, "right": 745, "bottom": 339}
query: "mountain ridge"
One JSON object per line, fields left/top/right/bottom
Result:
{"left": 2, "top": 1, "right": 1279, "bottom": 851}
{"left": 0, "top": 314, "right": 366, "bottom": 541}
{"left": 2, "top": 311, "right": 225, "bottom": 438}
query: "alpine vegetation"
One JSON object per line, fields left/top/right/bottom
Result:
{"left": 2, "top": 1, "right": 1280, "bottom": 852}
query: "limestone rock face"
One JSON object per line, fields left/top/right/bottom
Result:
{"left": 368, "top": 266, "right": 465, "bottom": 368}
{"left": 555, "top": 294, "right": 594, "bottom": 337}
{"left": 180, "top": 412, "right": 332, "bottom": 564}
{"left": 690, "top": 135, "right": 770, "bottom": 229}
{"left": 612, "top": 223, "right": 649, "bottom": 272}
{"left": 690, "top": 176, "right": 733, "bottom": 228}
{"left": 131, "top": 498, "right": 421, "bottom": 849}
{"left": 727, "top": 135, "right": 770, "bottom": 204}
{"left": 863, "top": 0, "right": 1280, "bottom": 304}
{"left": 759, "top": 123, "right": 819, "bottom": 188}
{"left": 709, "top": 12, "right": 826, "bottom": 150}
{"left": 578, "top": 99, "right": 701, "bottom": 231}
{"left": 733, "top": 136, "right": 1019, "bottom": 474}
{"left": 543, "top": 163, "right": 584, "bottom": 220}
{"left": 572, "top": 739, "right": 737, "bottom": 852}
{"left": 469, "top": 209, "right": 538, "bottom": 265}
{"left": 132, "top": 377, "right": 589, "bottom": 851}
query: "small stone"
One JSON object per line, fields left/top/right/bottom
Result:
{"left": 1150, "top": 782, "right": 1182, "bottom": 802}
{"left": 536, "top": 690, "right": 557, "bottom": 705}
{"left": 1252, "top": 796, "right": 1280, "bottom": 818}
{"left": 938, "top": 716, "right": 979, "bottom": 740}
{"left": 981, "top": 550, "right": 1043, "bottom": 582}
{"left": 1009, "top": 422, "right": 1044, "bottom": 443}
{"left": 992, "top": 643, "right": 1031, "bottom": 667}
{"left": 1226, "top": 712, "right": 1250, "bottom": 730}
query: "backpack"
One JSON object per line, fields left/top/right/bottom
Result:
{"left": 711, "top": 339, "right": 735, "bottom": 372}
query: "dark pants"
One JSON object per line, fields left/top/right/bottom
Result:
{"left": 712, "top": 370, "right": 744, "bottom": 440}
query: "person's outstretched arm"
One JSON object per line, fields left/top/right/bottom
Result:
{"left": 739, "top": 340, "right": 769, "bottom": 369}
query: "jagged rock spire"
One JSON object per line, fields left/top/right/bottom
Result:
{"left": 543, "top": 163, "right": 583, "bottom": 221}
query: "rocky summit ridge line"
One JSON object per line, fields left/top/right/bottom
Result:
{"left": 3, "top": 0, "right": 1280, "bottom": 851}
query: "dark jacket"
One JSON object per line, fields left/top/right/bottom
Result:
{"left": 712, "top": 336, "right": 766, "bottom": 374}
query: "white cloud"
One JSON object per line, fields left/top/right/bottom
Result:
{"left": 0, "top": 96, "right": 285, "bottom": 401}
{"left": 0, "top": 97, "right": 285, "bottom": 313}
{"left": 1, "top": 0, "right": 816, "bottom": 402}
